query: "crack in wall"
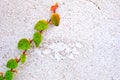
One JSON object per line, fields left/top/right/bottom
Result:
{"left": 86, "top": 0, "right": 101, "bottom": 10}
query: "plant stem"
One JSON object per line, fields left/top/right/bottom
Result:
{"left": 0, "top": 3, "right": 59, "bottom": 79}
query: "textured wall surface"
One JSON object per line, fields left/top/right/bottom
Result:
{"left": 0, "top": 0, "right": 120, "bottom": 80}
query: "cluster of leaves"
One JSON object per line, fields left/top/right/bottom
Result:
{"left": 0, "top": 3, "right": 60, "bottom": 80}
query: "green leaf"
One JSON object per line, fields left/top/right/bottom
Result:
{"left": 20, "top": 54, "right": 26, "bottom": 64}
{"left": 0, "top": 75, "right": 4, "bottom": 80}
{"left": 33, "top": 32, "right": 42, "bottom": 47}
{"left": 51, "top": 13, "right": 60, "bottom": 26}
{"left": 5, "top": 70, "right": 13, "bottom": 80}
{"left": 34, "top": 20, "right": 48, "bottom": 31}
{"left": 6, "top": 59, "right": 18, "bottom": 69}
{"left": 18, "top": 38, "right": 30, "bottom": 50}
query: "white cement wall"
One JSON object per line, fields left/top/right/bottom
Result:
{"left": 0, "top": 0, "right": 120, "bottom": 80}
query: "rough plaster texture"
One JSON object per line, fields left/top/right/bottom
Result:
{"left": 0, "top": 0, "right": 120, "bottom": 80}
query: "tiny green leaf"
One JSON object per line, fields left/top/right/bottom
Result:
{"left": 33, "top": 32, "right": 42, "bottom": 47}
{"left": 51, "top": 13, "right": 60, "bottom": 26}
{"left": 5, "top": 70, "right": 13, "bottom": 80}
{"left": 20, "top": 54, "right": 26, "bottom": 64}
{"left": 6, "top": 59, "right": 18, "bottom": 69}
{"left": 34, "top": 20, "right": 48, "bottom": 31}
{"left": 0, "top": 75, "right": 4, "bottom": 80}
{"left": 18, "top": 38, "right": 30, "bottom": 50}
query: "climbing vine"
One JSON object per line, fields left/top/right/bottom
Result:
{"left": 0, "top": 3, "right": 60, "bottom": 80}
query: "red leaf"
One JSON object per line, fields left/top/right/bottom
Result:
{"left": 51, "top": 6, "right": 56, "bottom": 11}
{"left": 50, "top": 3, "right": 59, "bottom": 12}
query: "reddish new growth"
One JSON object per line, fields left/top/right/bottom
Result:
{"left": 0, "top": 3, "right": 60, "bottom": 80}
{"left": 51, "top": 3, "right": 59, "bottom": 13}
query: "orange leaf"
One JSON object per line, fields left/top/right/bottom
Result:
{"left": 55, "top": 3, "right": 58, "bottom": 8}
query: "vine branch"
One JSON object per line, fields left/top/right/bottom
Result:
{"left": 0, "top": 3, "right": 60, "bottom": 80}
